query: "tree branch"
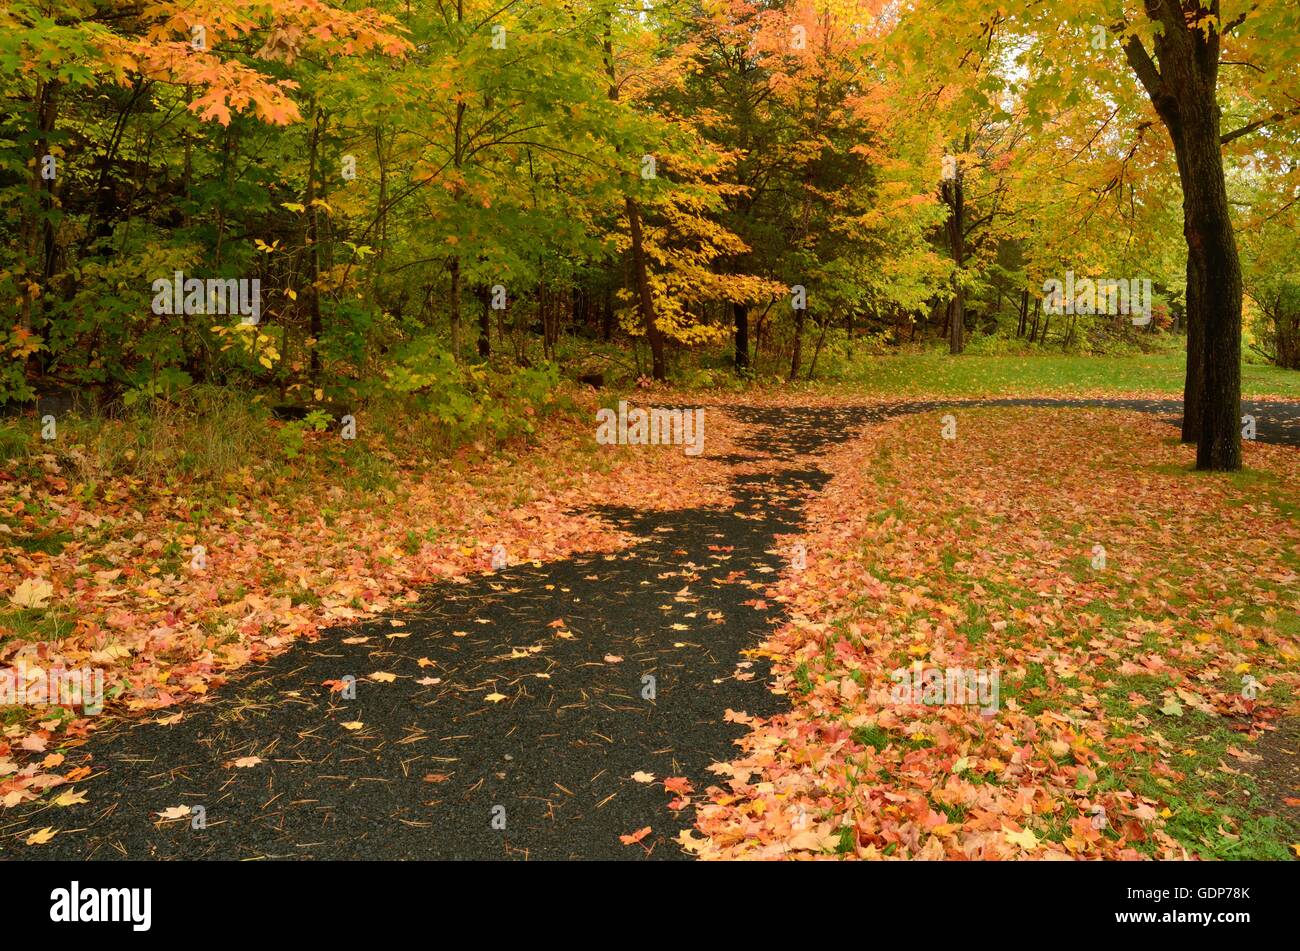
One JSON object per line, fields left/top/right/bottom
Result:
{"left": 1221, "top": 106, "right": 1300, "bottom": 144}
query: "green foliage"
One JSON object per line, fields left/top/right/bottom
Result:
{"left": 277, "top": 409, "right": 333, "bottom": 459}
{"left": 383, "top": 335, "right": 560, "bottom": 444}
{"left": 2, "top": 0, "right": 1295, "bottom": 415}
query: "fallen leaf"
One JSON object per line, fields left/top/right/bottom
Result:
{"left": 10, "top": 578, "right": 54, "bottom": 609}
{"left": 619, "top": 826, "right": 652, "bottom": 846}
{"left": 1004, "top": 826, "right": 1040, "bottom": 851}
{"left": 25, "top": 827, "right": 58, "bottom": 845}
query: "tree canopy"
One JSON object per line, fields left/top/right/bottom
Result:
{"left": 4, "top": 0, "right": 1299, "bottom": 468}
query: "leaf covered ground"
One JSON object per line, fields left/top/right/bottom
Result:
{"left": 690, "top": 407, "right": 1300, "bottom": 860}
{"left": 3, "top": 397, "right": 1298, "bottom": 861}
{"left": 0, "top": 393, "right": 739, "bottom": 809}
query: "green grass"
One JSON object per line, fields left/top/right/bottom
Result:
{"left": 1094, "top": 687, "right": 1298, "bottom": 860}
{"left": 852, "top": 725, "right": 892, "bottom": 751}
{"left": 0, "top": 607, "right": 76, "bottom": 651}
{"left": 830, "top": 352, "right": 1300, "bottom": 398}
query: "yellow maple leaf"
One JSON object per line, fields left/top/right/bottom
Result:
{"left": 25, "top": 827, "right": 58, "bottom": 845}
{"left": 1004, "top": 826, "right": 1040, "bottom": 851}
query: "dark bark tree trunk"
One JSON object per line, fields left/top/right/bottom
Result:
{"left": 807, "top": 317, "right": 830, "bottom": 380}
{"left": 788, "top": 305, "right": 805, "bottom": 382}
{"left": 448, "top": 257, "right": 462, "bottom": 358}
{"left": 940, "top": 149, "right": 966, "bottom": 355}
{"left": 375, "top": 125, "right": 389, "bottom": 262}
{"left": 86, "top": 80, "right": 145, "bottom": 252}
{"left": 447, "top": 0, "right": 467, "bottom": 363}
{"left": 476, "top": 284, "right": 490, "bottom": 359}
{"left": 1181, "top": 249, "right": 1205, "bottom": 443}
{"left": 305, "top": 105, "right": 326, "bottom": 380}
{"left": 947, "top": 291, "right": 965, "bottom": 354}
{"left": 20, "top": 77, "right": 60, "bottom": 379}
{"left": 1273, "top": 293, "right": 1300, "bottom": 369}
{"left": 733, "top": 301, "right": 750, "bottom": 371}
{"left": 1121, "top": 1, "right": 1241, "bottom": 470}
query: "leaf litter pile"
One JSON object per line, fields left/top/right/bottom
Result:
{"left": 691, "top": 407, "right": 1300, "bottom": 860}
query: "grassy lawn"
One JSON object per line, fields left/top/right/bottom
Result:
{"left": 830, "top": 351, "right": 1300, "bottom": 399}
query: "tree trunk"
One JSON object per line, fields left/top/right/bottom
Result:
{"left": 21, "top": 78, "right": 60, "bottom": 378}
{"left": 1275, "top": 295, "right": 1300, "bottom": 369}
{"left": 448, "top": 0, "right": 467, "bottom": 362}
{"left": 1179, "top": 127, "right": 1241, "bottom": 469}
{"left": 375, "top": 125, "right": 389, "bottom": 262}
{"left": 807, "top": 317, "right": 830, "bottom": 380}
{"left": 1121, "top": 4, "right": 1241, "bottom": 470}
{"left": 305, "top": 105, "right": 326, "bottom": 379}
{"left": 625, "top": 197, "right": 664, "bottom": 380}
{"left": 733, "top": 301, "right": 750, "bottom": 371}
{"left": 476, "top": 284, "right": 490, "bottom": 359}
{"left": 789, "top": 306, "right": 805, "bottom": 382}
{"left": 941, "top": 150, "right": 966, "bottom": 355}
{"left": 948, "top": 290, "right": 965, "bottom": 355}
{"left": 1180, "top": 249, "right": 1205, "bottom": 443}
{"left": 604, "top": 16, "right": 664, "bottom": 382}
{"left": 449, "top": 257, "right": 462, "bottom": 358}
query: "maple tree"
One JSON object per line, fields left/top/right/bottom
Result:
{"left": 889, "top": 0, "right": 1300, "bottom": 469}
